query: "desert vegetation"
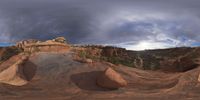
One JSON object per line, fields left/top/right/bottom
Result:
{"left": 0, "top": 46, "right": 22, "bottom": 64}
{"left": 0, "top": 38, "right": 200, "bottom": 100}
{"left": 75, "top": 46, "right": 200, "bottom": 71}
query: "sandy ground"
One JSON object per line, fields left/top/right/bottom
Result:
{"left": 0, "top": 51, "right": 200, "bottom": 100}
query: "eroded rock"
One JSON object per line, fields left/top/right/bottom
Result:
{"left": 73, "top": 56, "right": 93, "bottom": 63}
{"left": 0, "top": 55, "right": 30, "bottom": 86}
{"left": 53, "top": 37, "right": 66, "bottom": 43}
{"left": 16, "top": 37, "right": 70, "bottom": 53}
{"left": 97, "top": 67, "right": 127, "bottom": 89}
{"left": 16, "top": 39, "right": 40, "bottom": 49}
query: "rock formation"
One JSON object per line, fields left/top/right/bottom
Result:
{"left": 16, "top": 39, "right": 40, "bottom": 49}
{"left": 53, "top": 37, "right": 67, "bottom": 43}
{"left": 73, "top": 55, "right": 93, "bottom": 63}
{"left": 176, "top": 56, "right": 199, "bottom": 72}
{"left": 198, "top": 74, "right": 200, "bottom": 83}
{"left": 0, "top": 40, "right": 200, "bottom": 99}
{"left": 101, "top": 46, "right": 127, "bottom": 57}
{"left": 134, "top": 55, "right": 144, "bottom": 69}
{"left": 161, "top": 56, "right": 199, "bottom": 72}
{"left": 97, "top": 67, "right": 127, "bottom": 89}
{"left": 0, "top": 46, "right": 21, "bottom": 62}
{"left": 0, "top": 55, "right": 29, "bottom": 86}
{"left": 16, "top": 37, "right": 70, "bottom": 53}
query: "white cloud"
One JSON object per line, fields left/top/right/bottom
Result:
{"left": 117, "top": 36, "right": 196, "bottom": 51}
{"left": 0, "top": 18, "right": 11, "bottom": 42}
{"left": 121, "top": 41, "right": 172, "bottom": 50}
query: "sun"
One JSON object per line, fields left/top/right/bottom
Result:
{"left": 125, "top": 41, "right": 171, "bottom": 51}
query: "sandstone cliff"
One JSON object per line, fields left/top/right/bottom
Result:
{"left": 16, "top": 37, "right": 69, "bottom": 53}
{"left": 74, "top": 46, "right": 200, "bottom": 72}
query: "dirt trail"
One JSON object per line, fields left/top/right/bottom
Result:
{"left": 0, "top": 51, "right": 200, "bottom": 100}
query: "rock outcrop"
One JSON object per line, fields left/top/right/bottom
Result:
{"left": 53, "top": 37, "right": 66, "bottom": 43}
{"left": 101, "top": 46, "right": 127, "bottom": 57}
{"left": 24, "top": 42, "right": 69, "bottom": 53}
{"left": 0, "top": 46, "right": 21, "bottom": 62}
{"left": 161, "top": 56, "right": 199, "bottom": 72}
{"left": 0, "top": 55, "right": 30, "bottom": 86}
{"left": 16, "top": 39, "right": 40, "bottom": 49}
{"left": 97, "top": 67, "right": 127, "bottom": 89}
{"left": 198, "top": 74, "right": 200, "bottom": 83}
{"left": 176, "top": 57, "right": 199, "bottom": 72}
{"left": 16, "top": 37, "right": 70, "bottom": 53}
{"left": 134, "top": 55, "right": 144, "bottom": 69}
{"left": 73, "top": 55, "right": 93, "bottom": 63}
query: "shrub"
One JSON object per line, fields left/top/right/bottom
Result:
{"left": 78, "top": 51, "right": 87, "bottom": 58}
{"left": 1, "top": 47, "right": 22, "bottom": 62}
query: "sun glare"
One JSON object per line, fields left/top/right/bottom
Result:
{"left": 125, "top": 41, "right": 171, "bottom": 51}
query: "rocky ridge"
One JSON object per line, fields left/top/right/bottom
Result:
{"left": 0, "top": 37, "right": 200, "bottom": 100}
{"left": 16, "top": 37, "right": 69, "bottom": 53}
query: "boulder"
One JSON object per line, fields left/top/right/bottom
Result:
{"left": 97, "top": 67, "right": 127, "bottom": 89}
{"left": 45, "top": 40, "right": 55, "bottom": 44}
{"left": 198, "top": 74, "right": 200, "bottom": 82}
{"left": 74, "top": 56, "right": 93, "bottom": 63}
{"left": 53, "top": 37, "right": 66, "bottom": 43}
{"left": 85, "top": 59, "right": 93, "bottom": 63}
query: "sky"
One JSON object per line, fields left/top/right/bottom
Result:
{"left": 0, "top": 0, "right": 200, "bottom": 50}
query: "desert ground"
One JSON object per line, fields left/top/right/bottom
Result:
{"left": 0, "top": 37, "right": 200, "bottom": 100}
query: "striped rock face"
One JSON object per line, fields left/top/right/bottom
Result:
{"left": 15, "top": 37, "right": 69, "bottom": 53}
{"left": 0, "top": 54, "right": 36, "bottom": 86}
{"left": 16, "top": 39, "right": 40, "bottom": 49}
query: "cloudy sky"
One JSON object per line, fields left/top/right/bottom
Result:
{"left": 0, "top": 0, "right": 200, "bottom": 50}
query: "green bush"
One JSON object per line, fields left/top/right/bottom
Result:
{"left": 1, "top": 47, "right": 22, "bottom": 62}
{"left": 100, "top": 56, "right": 134, "bottom": 67}
{"left": 78, "top": 51, "right": 87, "bottom": 58}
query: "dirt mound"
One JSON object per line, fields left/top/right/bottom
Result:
{"left": 97, "top": 67, "right": 127, "bottom": 89}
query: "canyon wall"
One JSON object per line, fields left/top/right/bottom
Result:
{"left": 75, "top": 46, "right": 200, "bottom": 72}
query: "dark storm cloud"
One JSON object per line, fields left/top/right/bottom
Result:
{"left": 0, "top": 0, "right": 200, "bottom": 50}
{"left": 0, "top": 0, "right": 95, "bottom": 42}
